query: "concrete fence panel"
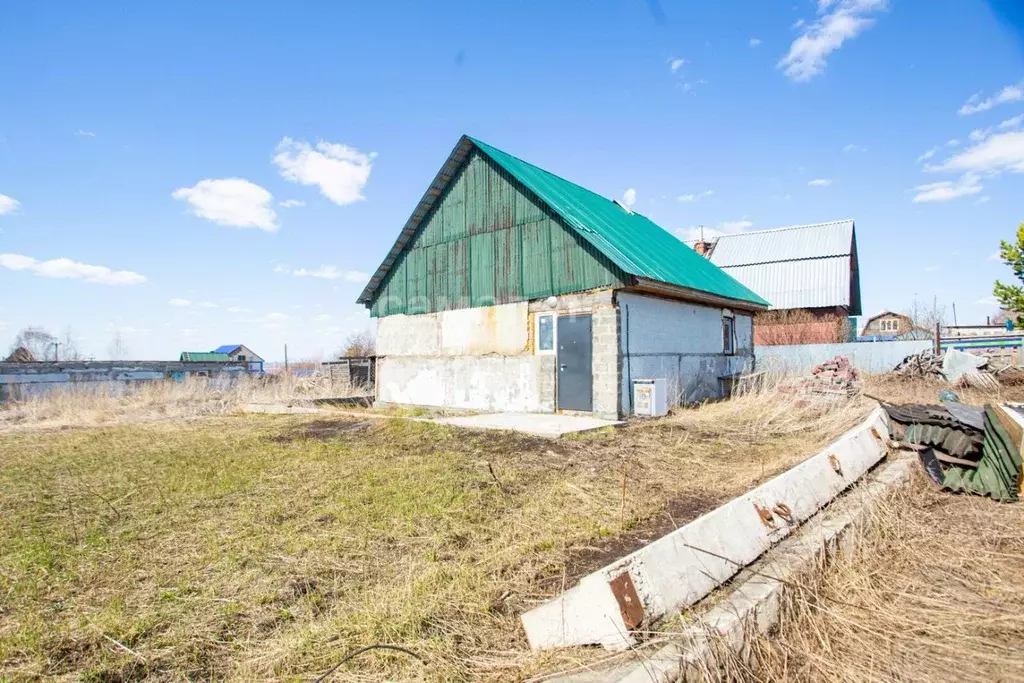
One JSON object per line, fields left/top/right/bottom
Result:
{"left": 754, "top": 340, "right": 932, "bottom": 375}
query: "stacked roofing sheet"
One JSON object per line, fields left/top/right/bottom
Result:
{"left": 701, "top": 220, "right": 861, "bottom": 314}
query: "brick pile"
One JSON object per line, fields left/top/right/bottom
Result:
{"left": 781, "top": 355, "right": 861, "bottom": 399}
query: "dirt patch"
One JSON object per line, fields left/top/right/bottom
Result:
{"left": 271, "top": 419, "right": 372, "bottom": 442}
{"left": 540, "top": 492, "right": 721, "bottom": 588}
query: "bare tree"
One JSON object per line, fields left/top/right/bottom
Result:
{"left": 901, "top": 296, "right": 947, "bottom": 337}
{"left": 10, "top": 327, "right": 58, "bottom": 361}
{"left": 58, "top": 327, "right": 83, "bottom": 361}
{"left": 106, "top": 331, "right": 130, "bottom": 360}
{"left": 338, "top": 330, "right": 376, "bottom": 357}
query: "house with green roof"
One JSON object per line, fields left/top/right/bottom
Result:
{"left": 357, "top": 135, "right": 768, "bottom": 419}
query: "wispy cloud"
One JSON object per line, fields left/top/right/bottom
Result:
{"left": 279, "top": 199, "right": 305, "bottom": 208}
{"left": 668, "top": 57, "right": 687, "bottom": 73}
{"left": 958, "top": 80, "right": 1024, "bottom": 116}
{"left": 749, "top": 38, "right": 762, "bottom": 47}
{"left": 74, "top": 129, "right": 97, "bottom": 138}
{"left": 676, "top": 189, "right": 714, "bottom": 202}
{"left": 0, "top": 253, "right": 147, "bottom": 285}
{"left": 291, "top": 265, "right": 369, "bottom": 283}
{"left": 226, "top": 306, "right": 251, "bottom": 313}
{"left": 172, "top": 178, "right": 278, "bottom": 231}
{"left": 197, "top": 301, "right": 218, "bottom": 309}
{"left": 622, "top": 188, "right": 637, "bottom": 207}
{"left": 168, "top": 298, "right": 191, "bottom": 307}
{"left": 778, "top": 0, "right": 888, "bottom": 82}
{"left": 0, "top": 194, "right": 20, "bottom": 215}
{"left": 976, "top": 296, "right": 999, "bottom": 307}
{"left": 999, "top": 114, "right": 1024, "bottom": 130}
{"left": 843, "top": 143, "right": 867, "bottom": 152}
{"left": 911, "top": 173, "right": 982, "bottom": 203}
{"left": 273, "top": 138, "right": 374, "bottom": 206}
{"left": 975, "top": 196, "right": 991, "bottom": 205}
{"left": 924, "top": 266, "right": 939, "bottom": 272}
{"left": 937, "top": 130, "right": 1024, "bottom": 175}
{"left": 675, "top": 219, "right": 754, "bottom": 242}
{"left": 808, "top": 178, "right": 833, "bottom": 187}
{"left": 917, "top": 147, "right": 938, "bottom": 163}
{"left": 989, "top": 251, "right": 1003, "bottom": 262}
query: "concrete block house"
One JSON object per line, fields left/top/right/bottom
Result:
{"left": 357, "top": 136, "right": 768, "bottom": 419}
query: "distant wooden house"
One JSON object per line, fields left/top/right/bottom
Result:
{"left": 860, "top": 311, "right": 915, "bottom": 339}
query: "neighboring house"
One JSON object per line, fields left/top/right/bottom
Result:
{"left": 689, "top": 220, "right": 862, "bottom": 344}
{"left": 356, "top": 135, "right": 768, "bottom": 419}
{"left": 180, "top": 345, "right": 264, "bottom": 373}
{"left": 859, "top": 311, "right": 915, "bottom": 339}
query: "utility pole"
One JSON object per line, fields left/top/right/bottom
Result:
{"left": 52, "top": 342, "right": 60, "bottom": 362}
{"left": 952, "top": 302, "right": 959, "bottom": 327}
{"left": 284, "top": 343, "right": 289, "bottom": 373}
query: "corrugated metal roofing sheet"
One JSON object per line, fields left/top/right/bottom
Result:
{"left": 213, "top": 345, "right": 241, "bottom": 354}
{"left": 357, "top": 136, "right": 769, "bottom": 309}
{"left": 708, "top": 220, "right": 854, "bottom": 267}
{"left": 180, "top": 352, "right": 231, "bottom": 362}
{"left": 720, "top": 257, "right": 852, "bottom": 310}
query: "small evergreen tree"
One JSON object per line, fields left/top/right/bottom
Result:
{"left": 994, "top": 223, "right": 1024, "bottom": 324}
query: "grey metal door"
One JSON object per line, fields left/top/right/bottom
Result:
{"left": 557, "top": 315, "right": 593, "bottom": 411}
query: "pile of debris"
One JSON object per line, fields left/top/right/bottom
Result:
{"left": 780, "top": 355, "right": 860, "bottom": 399}
{"left": 892, "top": 348, "right": 999, "bottom": 389}
{"left": 884, "top": 398, "right": 1021, "bottom": 502}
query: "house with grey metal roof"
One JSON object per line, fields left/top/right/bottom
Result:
{"left": 359, "top": 135, "right": 768, "bottom": 419}
{"left": 690, "top": 220, "right": 862, "bottom": 316}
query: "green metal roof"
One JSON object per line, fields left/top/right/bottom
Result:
{"left": 358, "top": 136, "right": 769, "bottom": 309}
{"left": 179, "top": 352, "right": 232, "bottom": 362}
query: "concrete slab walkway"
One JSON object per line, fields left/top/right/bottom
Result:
{"left": 435, "top": 412, "right": 623, "bottom": 438}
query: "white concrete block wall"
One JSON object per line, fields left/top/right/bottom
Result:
{"left": 376, "top": 302, "right": 529, "bottom": 357}
{"left": 618, "top": 292, "right": 753, "bottom": 411}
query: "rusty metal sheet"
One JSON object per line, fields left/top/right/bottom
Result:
{"left": 609, "top": 572, "right": 644, "bottom": 630}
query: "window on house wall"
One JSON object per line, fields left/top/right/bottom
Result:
{"left": 238, "top": 354, "right": 247, "bottom": 361}
{"left": 722, "top": 316, "right": 735, "bottom": 355}
{"left": 536, "top": 313, "right": 556, "bottom": 354}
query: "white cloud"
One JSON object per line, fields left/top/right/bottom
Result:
{"left": 911, "top": 173, "right": 983, "bottom": 203}
{"left": 0, "top": 253, "right": 146, "bottom": 285}
{"left": 0, "top": 194, "right": 21, "bottom": 215}
{"left": 976, "top": 296, "right": 999, "bottom": 307}
{"left": 273, "top": 137, "right": 373, "bottom": 205}
{"left": 676, "top": 189, "right": 714, "bottom": 202}
{"left": 226, "top": 306, "right": 250, "bottom": 313}
{"left": 279, "top": 199, "right": 306, "bottom": 208}
{"left": 946, "top": 138, "right": 961, "bottom": 147}
{"left": 808, "top": 178, "right": 833, "bottom": 186}
{"left": 265, "top": 312, "right": 289, "bottom": 322}
{"left": 749, "top": 38, "right": 762, "bottom": 47}
{"left": 924, "top": 266, "right": 939, "bottom": 272}
{"left": 676, "top": 220, "right": 754, "bottom": 242}
{"left": 292, "top": 265, "right": 369, "bottom": 282}
{"left": 917, "top": 147, "right": 938, "bottom": 163}
{"left": 843, "top": 143, "right": 867, "bottom": 152}
{"left": 968, "top": 128, "right": 990, "bottom": 143}
{"left": 197, "top": 301, "right": 218, "bottom": 309}
{"left": 668, "top": 57, "right": 687, "bottom": 73}
{"left": 75, "top": 129, "right": 97, "bottom": 138}
{"left": 938, "top": 131, "right": 1024, "bottom": 175}
{"left": 312, "top": 313, "right": 333, "bottom": 322}
{"left": 778, "top": 0, "right": 887, "bottom": 82}
{"left": 622, "top": 188, "right": 637, "bottom": 207}
{"left": 958, "top": 81, "right": 1024, "bottom": 116}
{"left": 168, "top": 298, "right": 191, "bottom": 307}
{"left": 976, "top": 196, "right": 991, "bottom": 205}
{"left": 172, "top": 178, "right": 278, "bottom": 231}
{"left": 998, "top": 114, "right": 1024, "bottom": 130}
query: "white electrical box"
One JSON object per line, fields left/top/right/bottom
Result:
{"left": 632, "top": 378, "right": 668, "bottom": 417}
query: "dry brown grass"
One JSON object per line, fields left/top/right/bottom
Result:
{"left": 0, "top": 374, "right": 356, "bottom": 433}
{"left": 864, "top": 373, "right": 1024, "bottom": 406}
{"left": 735, "top": 474, "right": 1024, "bottom": 682}
{"left": 0, "top": 387, "right": 870, "bottom": 682}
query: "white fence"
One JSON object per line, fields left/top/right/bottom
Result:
{"left": 754, "top": 340, "right": 932, "bottom": 375}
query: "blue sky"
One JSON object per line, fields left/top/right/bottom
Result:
{"left": 1, "top": 1, "right": 1023, "bottom": 361}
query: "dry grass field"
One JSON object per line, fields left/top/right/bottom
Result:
{"left": 0, "top": 381, "right": 869, "bottom": 682}
{"left": 739, "top": 475, "right": 1024, "bottom": 683}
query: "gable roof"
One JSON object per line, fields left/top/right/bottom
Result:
{"left": 213, "top": 345, "right": 242, "bottom": 354}
{"left": 357, "top": 136, "right": 768, "bottom": 310}
{"left": 697, "top": 220, "right": 861, "bottom": 314}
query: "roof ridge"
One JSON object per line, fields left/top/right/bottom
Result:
{"left": 722, "top": 254, "right": 851, "bottom": 267}
{"left": 468, "top": 136, "right": 637, "bottom": 216}
{"left": 713, "top": 219, "right": 854, "bottom": 240}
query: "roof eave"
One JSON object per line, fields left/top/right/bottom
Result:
{"left": 356, "top": 135, "right": 475, "bottom": 307}
{"left": 627, "top": 278, "right": 769, "bottom": 312}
